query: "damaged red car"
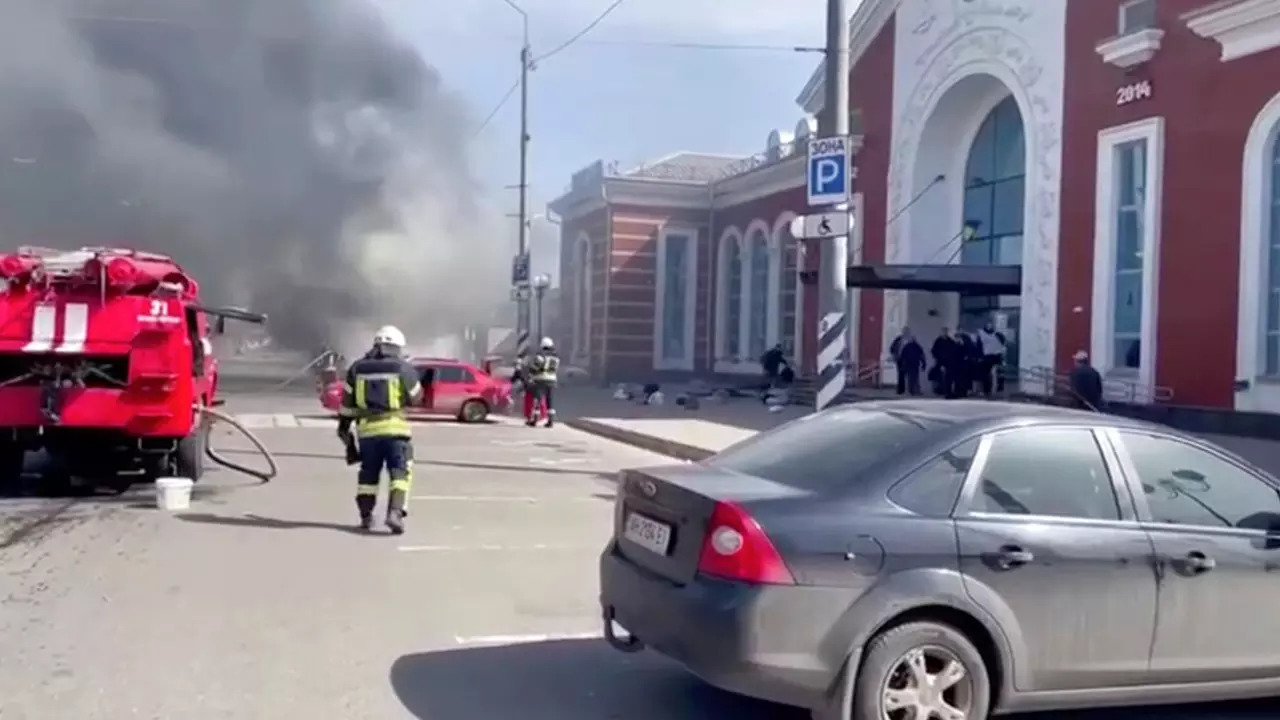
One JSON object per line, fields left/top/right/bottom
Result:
{"left": 320, "top": 356, "right": 510, "bottom": 423}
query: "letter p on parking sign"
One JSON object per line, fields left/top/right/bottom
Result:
{"left": 806, "top": 135, "right": 850, "bottom": 207}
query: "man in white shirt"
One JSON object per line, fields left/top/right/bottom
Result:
{"left": 975, "top": 321, "right": 1006, "bottom": 397}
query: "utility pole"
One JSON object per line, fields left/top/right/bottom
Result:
{"left": 505, "top": 0, "right": 533, "bottom": 361}
{"left": 814, "top": 0, "right": 851, "bottom": 411}
{"left": 516, "top": 38, "right": 532, "bottom": 358}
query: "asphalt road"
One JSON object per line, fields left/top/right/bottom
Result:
{"left": 0, "top": 391, "right": 1276, "bottom": 719}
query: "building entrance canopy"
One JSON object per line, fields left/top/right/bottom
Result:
{"left": 842, "top": 264, "right": 1022, "bottom": 295}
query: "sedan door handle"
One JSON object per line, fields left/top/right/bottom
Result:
{"left": 993, "top": 545, "right": 1034, "bottom": 570}
{"left": 1175, "top": 551, "right": 1216, "bottom": 575}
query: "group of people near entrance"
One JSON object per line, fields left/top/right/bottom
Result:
{"left": 892, "top": 324, "right": 1106, "bottom": 410}
{"left": 890, "top": 323, "right": 1010, "bottom": 399}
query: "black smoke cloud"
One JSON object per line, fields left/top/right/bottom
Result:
{"left": 0, "top": 0, "right": 507, "bottom": 356}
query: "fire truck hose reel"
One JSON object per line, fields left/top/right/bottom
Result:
{"left": 200, "top": 406, "right": 279, "bottom": 483}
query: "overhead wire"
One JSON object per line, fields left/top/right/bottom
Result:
{"left": 471, "top": 0, "right": 629, "bottom": 137}
{"left": 535, "top": 0, "right": 628, "bottom": 63}
{"left": 573, "top": 38, "right": 822, "bottom": 53}
{"left": 471, "top": 78, "right": 521, "bottom": 138}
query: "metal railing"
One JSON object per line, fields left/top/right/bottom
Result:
{"left": 792, "top": 359, "right": 1174, "bottom": 410}
{"left": 853, "top": 360, "right": 890, "bottom": 387}
{"left": 1013, "top": 365, "right": 1174, "bottom": 405}
{"left": 845, "top": 361, "right": 1172, "bottom": 405}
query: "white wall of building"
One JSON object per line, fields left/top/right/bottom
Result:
{"left": 884, "top": 0, "right": 1066, "bottom": 382}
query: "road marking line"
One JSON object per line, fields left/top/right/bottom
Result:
{"left": 410, "top": 495, "right": 602, "bottom": 503}
{"left": 396, "top": 543, "right": 597, "bottom": 552}
{"left": 453, "top": 631, "right": 602, "bottom": 647}
{"left": 528, "top": 457, "right": 589, "bottom": 466}
{"left": 413, "top": 495, "right": 538, "bottom": 502}
{"left": 223, "top": 414, "right": 531, "bottom": 430}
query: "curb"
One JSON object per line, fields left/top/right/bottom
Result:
{"left": 565, "top": 418, "right": 715, "bottom": 462}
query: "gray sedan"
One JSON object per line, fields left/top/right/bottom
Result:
{"left": 598, "top": 400, "right": 1280, "bottom": 719}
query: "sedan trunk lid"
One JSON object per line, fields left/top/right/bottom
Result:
{"left": 613, "top": 464, "right": 809, "bottom": 586}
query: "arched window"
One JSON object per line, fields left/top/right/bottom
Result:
{"left": 747, "top": 229, "right": 770, "bottom": 357}
{"left": 959, "top": 95, "right": 1025, "bottom": 366}
{"left": 961, "top": 96, "right": 1025, "bottom": 266}
{"left": 657, "top": 228, "right": 694, "bottom": 366}
{"left": 574, "top": 236, "right": 592, "bottom": 360}
{"left": 1264, "top": 128, "right": 1280, "bottom": 374}
{"left": 724, "top": 238, "right": 743, "bottom": 358}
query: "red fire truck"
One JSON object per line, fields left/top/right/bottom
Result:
{"left": 0, "top": 247, "right": 264, "bottom": 492}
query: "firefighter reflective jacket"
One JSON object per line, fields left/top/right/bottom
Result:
{"left": 528, "top": 352, "right": 560, "bottom": 384}
{"left": 339, "top": 353, "right": 423, "bottom": 437}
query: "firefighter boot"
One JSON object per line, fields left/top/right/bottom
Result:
{"left": 356, "top": 495, "right": 376, "bottom": 532}
{"left": 385, "top": 490, "right": 408, "bottom": 535}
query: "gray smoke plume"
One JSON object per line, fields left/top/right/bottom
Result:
{"left": 0, "top": 0, "right": 507, "bottom": 357}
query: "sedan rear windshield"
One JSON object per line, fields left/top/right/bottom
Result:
{"left": 704, "top": 409, "right": 944, "bottom": 492}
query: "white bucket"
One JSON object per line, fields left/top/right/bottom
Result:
{"left": 155, "top": 477, "right": 195, "bottom": 511}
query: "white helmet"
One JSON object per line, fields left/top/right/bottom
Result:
{"left": 540, "top": 336, "right": 554, "bottom": 350}
{"left": 373, "top": 325, "right": 406, "bottom": 348}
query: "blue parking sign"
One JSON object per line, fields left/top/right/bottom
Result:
{"left": 806, "top": 136, "right": 849, "bottom": 206}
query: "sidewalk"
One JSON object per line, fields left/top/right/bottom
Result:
{"left": 559, "top": 387, "right": 1280, "bottom": 479}
{"left": 558, "top": 387, "right": 808, "bottom": 461}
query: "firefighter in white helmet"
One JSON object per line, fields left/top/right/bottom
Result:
{"left": 336, "top": 325, "right": 422, "bottom": 534}
{"left": 524, "top": 336, "right": 560, "bottom": 428}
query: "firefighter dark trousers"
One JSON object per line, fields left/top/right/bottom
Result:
{"left": 522, "top": 387, "right": 548, "bottom": 421}
{"left": 356, "top": 435, "right": 414, "bottom": 519}
{"left": 530, "top": 381, "right": 555, "bottom": 420}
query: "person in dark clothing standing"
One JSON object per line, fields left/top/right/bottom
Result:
{"left": 930, "top": 328, "right": 961, "bottom": 397}
{"left": 889, "top": 327, "right": 908, "bottom": 390}
{"left": 954, "top": 332, "right": 981, "bottom": 398}
{"left": 1068, "top": 350, "right": 1104, "bottom": 411}
{"left": 895, "top": 329, "right": 926, "bottom": 396}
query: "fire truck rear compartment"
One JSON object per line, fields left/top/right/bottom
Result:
{"left": 0, "top": 352, "right": 131, "bottom": 388}
{"left": 0, "top": 425, "right": 183, "bottom": 490}
{"left": 0, "top": 352, "right": 194, "bottom": 484}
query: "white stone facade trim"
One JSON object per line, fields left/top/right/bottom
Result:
{"left": 1235, "top": 90, "right": 1280, "bottom": 410}
{"left": 886, "top": 2, "right": 1066, "bottom": 383}
{"left": 1090, "top": 116, "right": 1165, "bottom": 396}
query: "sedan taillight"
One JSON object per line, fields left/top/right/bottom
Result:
{"left": 696, "top": 501, "right": 795, "bottom": 585}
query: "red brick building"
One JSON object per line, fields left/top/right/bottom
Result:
{"left": 548, "top": 0, "right": 1280, "bottom": 411}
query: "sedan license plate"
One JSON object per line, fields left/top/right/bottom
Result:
{"left": 624, "top": 512, "right": 672, "bottom": 556}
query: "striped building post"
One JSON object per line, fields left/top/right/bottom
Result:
{"left": 815, "top": 311, "right": 849, "bottom": 410}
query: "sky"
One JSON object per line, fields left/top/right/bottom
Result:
{"left": 376, "top": 0, "right": 834, "bottom": 279}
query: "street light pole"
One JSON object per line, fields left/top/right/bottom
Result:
{"left": 814, "top": 0, "right": 851, "bottom": 411}
{"left": 535, "top": 287, "right": 545, "bottom": 340}
{"left": 532, "top": 273, "right": 551, "bottom": 343}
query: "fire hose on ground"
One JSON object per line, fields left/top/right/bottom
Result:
{"left": 200, "top": 405, "right": 279, "bottom": 483}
